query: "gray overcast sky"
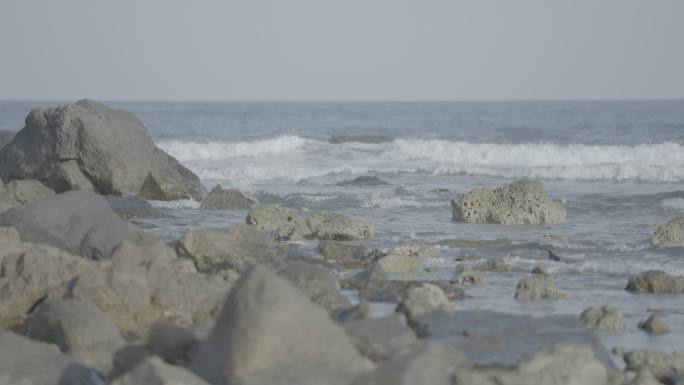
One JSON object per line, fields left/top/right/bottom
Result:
{"left": 1, "top": 0, "right": 683, "bottom": 101}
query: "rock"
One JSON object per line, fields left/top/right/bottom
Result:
{"left": 176, "top": 225, "right": 291, "bottom": 277}
{"left": 514, "top": 274, "right": 565, "bottom": 301}
{"left": 0, "top": 99, "right": 205, "bottom": 200}
{"left": 622, "top": 349, "right": 684, "bottom": 384}
{"left": 21, "top": 296, "right": 126, "bottom": 373}
{"left": 341, "top": 262, "right": 388, "bottom": 290}
{"left": 451, "top": 179, "right": 566, "bottom": 225}
{"left": 651, "top": 217, "right": 684, "bottom": 247}
{"left": 0, "top": 330, "right": 103, "bottom": 385}
{"left": 391, "top": 243, "right": 438, "bottom": 258}
{"left": 451, "top": 270, "right": 487, "bottom": 285}
{"left": 0, "top": 190, "right": 132, "bottom": 260}
{"left": 531, "top": 265, "right": 549, "bottom": 274}
{"left": 342, "top": 313, "right": 417, "bottom": 362}
{"left": 104, "top": 195, "right": 164, "bottom": 219}
{"left": 337, "top": 176, "right": 390, "bottom": 187}
{"left": 0, "top": 129, "right": 16, "bottom": 149}
{"left": 0, "top": 226, "right": 22, "bottom": 260}
{"left": 431, "top": 281, "right": 467, "bottom": 301}
{"left": 625, "top": 270, "right": 684, "bottom": 294}
{"left": 350, "top": 344, "right": 466, "bottom": 385}
{"left": 638, "top": 314, "right": 671, "bottom": 335}
{"left": 111, "top": 345, "right": 152, "bottom": 379}
{"left": 548, "top": 249, "right": 562, "bottom": 261}
{"left": 278, "top": 261, "right": 351, "bottom": 312}
{"left": 111, "top": 357, "right": 210, "bottom": 385}
{"left": 329, "top": 133, "right": 395, "bottom": 144}
{"left": 319, "top": 240, "right": 368, "bottom": 261}
{"left": 199, "top": 185, "right": 255, "bottom": 210}
{"left": 471, "top": 257, "right": 513, "bottom": 272}
{"left": 246, "top": 205, "right": 312, "bottom": 240}
{"left": 190, "top": 266, "right": 368, "bottom": 385}
{"left": 147, "top": 322, "right": 200, "bottom": 366}
{"left": 396, "top": 283, "right": 454, "bottom": 319}
{"left": 376, "top": 252, "right": 422, "bottom": 274}
{"left": 0, "top": 179, "right": 54, "bottom": 213}
{"left": 331, "top": 301, "right": 370, "bottom": 323}
{"left": 307, "top": 211, "right": 374, "bottom": 240}
{"left": 580, "top": 304, "right": 626, "bottom": 331}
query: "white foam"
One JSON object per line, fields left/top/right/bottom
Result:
{"left": 661, "top": 198, "right": 684, "bottom": 211}
{"left": 148, "top": 199, "right": 201, "bottom": 209}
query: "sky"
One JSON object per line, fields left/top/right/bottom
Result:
{"left": 0, "top": 0, "right": 683, "bottom": 101}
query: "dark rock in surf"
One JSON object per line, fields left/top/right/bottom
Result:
{"left": 200, "top": 185, "right": 255, "bottom": 210}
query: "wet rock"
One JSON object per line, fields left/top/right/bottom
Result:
{"left": 548, "top": 249, "right": 562, "bottom": 261}
{"left": 0, "top": 330, "right": 103, "bottom": 385}
{"left": 638, "top": 314, "right": 671, "bottom": 335}
{"left": 622, "top": 349, "right": 684, "bottom": 384}
{"left": 278, "top": 261, "right": 351, "bottom": 312}
{"left": 580, "top": 304, "right": 625, "bottom": 331}
{"left": 190, "top": 266, "right": 368, "bottom": 385}
{"left": 625, "top": 270, "right": 684, "bottom": 294}
{"left": 431, "top": 281, "right": 467, "bottom": 301}
{"left": 0, "top": 226, "right": 22, "bottom": 260}
{"left": 104, "top": 195, "right": 164, "bottom": 219}
{"left": 451, "top": 179, "right": 566, "bottom": 225}
{"left": 471, "top": 257, "right": 513, "bottom": 272}
{"left": 351, "top": 344, "right": 466, "bottom": 385}
{"left": 246, "top": 205, "right": 312, "bottom": 240}
{"left": 307, "top": 211, "right": 374, "bottom": 240}
{"left": 531, "top": 265, "right": 549, "bottom": 274}
{"left": 329, "top": 133, "right": 395, "bottom": 144}
{"left": 111, "top": 345, "right": 152, "bottom": 379}
{"left": 451, "top": 270, "right": 488, "bottom": 285}
{"left": 21, "top": 296, "right": 126, "bottom": 373}
{"left": 0, "top": 129, "right": 16, "bottom": 149}
{"left": 147, "top": 322, "right": 200, "bottom": 366}
{"left": 0, "top": 179, "right": 54, "bottom": 213}
{"left": 0, "top": 190, "right": 133, "bottom": 260}
{"left": 331, "top": 301, "right": 370, "bottom": 323}
{"left": 337, "top": 175, "right": 390, "bottom": 187}
{"left": 200, "top": 185, "right": 255, "bottom": 210}
{"left": 342, "top": 313, "right": 417, "bottom": 362}
{"left": 392, "top": 243, "right": 438, "bottom": 258}
{"left": 514, "top": 274, "right": 565, "bottom": 301}
{"left": 319, "top": 240, "right": 368, "bottom": 261}
{"left": 0, "top": 99, "right": 205, "bottom": 200}
{"left": 111, "top": 357, "right": 210, "bottom": 385}
{"left": 341, "top": 262, "right": 388, "bottom": 291}
{"left": 376, "top": 252, "right": 421, "bottom": 274}
{"left": 651, "top": 217, "right": 684, "bottom": 247}
{"left": 176, "top": 225, "right": 291, "bottom": 276}
{"left": 396, "top": 283, "right": 454, "bottom": 319}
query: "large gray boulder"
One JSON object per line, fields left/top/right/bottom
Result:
{"left": 651, "top": 217, "right": 684, "bottom": 247}
{"left": 21, "top": 296, "right": 126, "bottom": 373}
{"left": 451, "top": 179, "right": 566, "bottom": 225}
{"left": 0, "top": 179, "right": 54, "bottom": 213}
{"left": 0, "top": 190, "right": 132, "bottom": 260}
{"left": 111, "top": 357, "right": 209, "bottom": 385}
{"left": 625, "top": 270, "right": 684, "bottom": 294}
{"left": 0, "top": 331, "right": 103, "bottom": 385}
{"left": 0, "top": 129, "right": 16, "bottom": 149}
{"left": 190, "top": 266, "right": 368, "bottom": 385}
{"left": 200, "top": 185, "right": 254, "bottom": 210}
{"left": 0, "top": 99, "right": 205, "bottom": 200}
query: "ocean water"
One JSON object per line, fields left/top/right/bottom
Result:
{"left": 2, "top": 100, "right": 684, "bottom": 357}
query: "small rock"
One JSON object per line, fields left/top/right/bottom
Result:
{"left": 514, "top": 274, "right": 564, "bottom": 301}
{"left": 651, "top": 217, "right": 684, "bottom": 247}
{"left": 531, "top": 265, "right": 549, "bottom": 274}
{"left": 638, "top": 314, "right": 671, "bottom": 335}
{"left": 625, "top": 270, "right": 684, "bottom": 294}
{"left": 396, "top": 283, "right": 455, "bottom": 319}
{"left": 391, "top": 243, "right": 438, "bottom": 258}
{"left": 200, "top": 185, "right": 255, "bottom": 210}
{"left": 450, "top": 270, "right": 487, "bottom": 285}
{"left": 472, "top": 257, "right": 513, "bottom": 272}
{"left": 329, "top": 133, "right": 395, "bottom": 144}
{"left": 111, "top": 357, "right": 210, "bottom": 385}
{"left": 337, "top": 175, "right": 390, "bottom": 187}
{"left": 246, "top": 205, "right": 312, "bottom": 240}
{"left": 580, "top": 304, "right": 625, "bottom": 331}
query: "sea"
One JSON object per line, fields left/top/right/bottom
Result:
{"left": 2, "top": 100, "right": 684, "bottom": 359}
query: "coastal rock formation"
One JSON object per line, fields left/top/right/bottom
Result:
{"left": 200, "top": 185, "right": 255, "bottom": 210}
{"left": 625, "top": 270, "right": 684, "bottom": 294}
{"left": 580, "top": 304, "right": 626, "bottom": 331}
{"left": 246, "top": 206, "right": 312, "bottom": 240}
{"left": 329, "top": 133, "right": 395, "bottom": 144}
{"left": 307, "top": 211, "right": 374, "bottom": 240}
{"left": 111, "top": 357, "right": 210, "bottom": 385}
{"left": 342, "top": 314, "right": 417, "bottom": 362}
{"left": 0, "top": 99, "right": 205, "bottom": 200}
{"left": 190, "top": 266, "right": 368, "bottom": 385}
{"left": 638, "top": 314, "right": 671, "bottom": 335}
{"left": 396, "top": 283, "right": 455, "bottom": 319}
{"left": 451, "top": 179, "right": 566, "bottom": 225}
{"left": 651, "top": 217, "right": 684, "bottom": 247}
{"left": 514, "top": 274, "right": 565, "bottom": 301}
{"left": 0, "top": 130, "right": 16, "bottom": 149}
{"left": 0, "top": 179, "right": 54, "bottom": 213}
{"left": 0, "top": 190, "right": 133, "bottom": 260}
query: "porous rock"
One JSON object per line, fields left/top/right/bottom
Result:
{"left": 278, "top": 261, "right": 351, "bottom": 312}
{"left": 246, "top": 205, "right": 312, "bottom": 240}
{"left": 651, "top": 217, "right": 684, "bottom": 247}
{"left": 514, "top": 274, "right": 565, "bottom": 301}
{"left": 451, "top": 179, "right": 566, "bottom": 225}
{"left": 625, "top": 270, "right": 684, "bottom": 294}
{"left": 190, "top": 266, "right": 368, "bottom": 385}
{"left": 580, "top": 304, "right": 625, "bottom": 331}
{"left": 0, "top": 99, "right": 205, "bottom": 200}
{"left": 307, "top": 211, "right": 374, "bottom": 240}
{"left": 200, "top": 185, "right": 255, "bottom": 210}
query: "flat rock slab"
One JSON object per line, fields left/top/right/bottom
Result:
{"left": 412, "top": 310, "right": 615, "bottom": 369}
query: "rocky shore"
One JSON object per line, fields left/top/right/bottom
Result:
{"left": 0, "top": 100, "right": 683, "bottom": 385}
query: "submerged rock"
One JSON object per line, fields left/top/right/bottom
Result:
{"left": 638, "top": 314, "right": 671, "bottom": 335}
{"left": 0, "top": 99, "right": 205, "bottom": 200}
{"left": 580, "top": 304, "right": 626, "bottom": 331}
{"left": 337, "top": 175, "right": 390, "bottom": 187}
{"left": 625, "top": 270, "right": 684, "bottom": 294}
{"left": 651, "top": 217, "right": 684, "bottom": 247}
{"left": 329, "top": 133, "right": 395, "bottom": 144}
{"left": 190, "top": 266, "right": 368, "bottom": 385}
{"left": 514, "top": 274, "right": 565, "bottom": 301}
{"left": 0, "top": 179, "right": 54, "bottom": 213}
{"left": 451, "top": 179, "right": 566, "bottom": 225}
{"left": 200, "top": 185, "right": 255, "bottom": 210}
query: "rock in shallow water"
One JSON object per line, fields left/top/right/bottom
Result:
{"left": 580, "top": 304, "right": 625, "bottom": 331}
{"left": 625, "top": 270, "right": 684, "bottom": 294}
{"left": 342, "top": 313, "right": 417, "bottom": 362}
{"left": 396, "top": 283, "right": 454, "bottom": 319}
{"left": 246, "top": 206, "right": 312, "bottom": 240}
{"left": 451, "top": 179, "right": 566, "bottom": 225}
{"left": 278, "top": 261, "right": 351, "bottom": 312}
{"left": 514, "top": 274, "right": 565, "bottom": 301}
{"left": 638, "top": 314, "right": 671, "bottom": 335}
{"left": 200, "top": 185, "right": 255, "bottom": 210}
{"left": 651, "top": 217, "right": 684, "bottom": 247}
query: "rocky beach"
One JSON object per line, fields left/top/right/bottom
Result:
{"left": 0, "top": 100, "right": 683, "bottom": 385}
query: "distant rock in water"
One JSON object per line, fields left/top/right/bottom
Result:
{"left": 451, "top": 179, "right": 566, "bottom": 225}
{"left": 329, "top": 133, "right": 395, "bottom": 144}
{"left": 625, "top": 270, "right": 684, "bottom": 294}
{"left": 337, "top": 176, "right": 390, "bottom": 187}
{"left": 651, "top": 217, "right": 684, "bottom": 247}
{"left": 200, "top": 185, "right": 255, "bottom": 210}
{"left": 0, "top": 130, "right": 16, "bottom": 149}
{"left": 0, "top": 99, "right": 206, "bottom": 201}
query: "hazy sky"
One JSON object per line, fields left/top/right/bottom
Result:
{"left": 1, "top": 0, "right": 683, "bottom": 101}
